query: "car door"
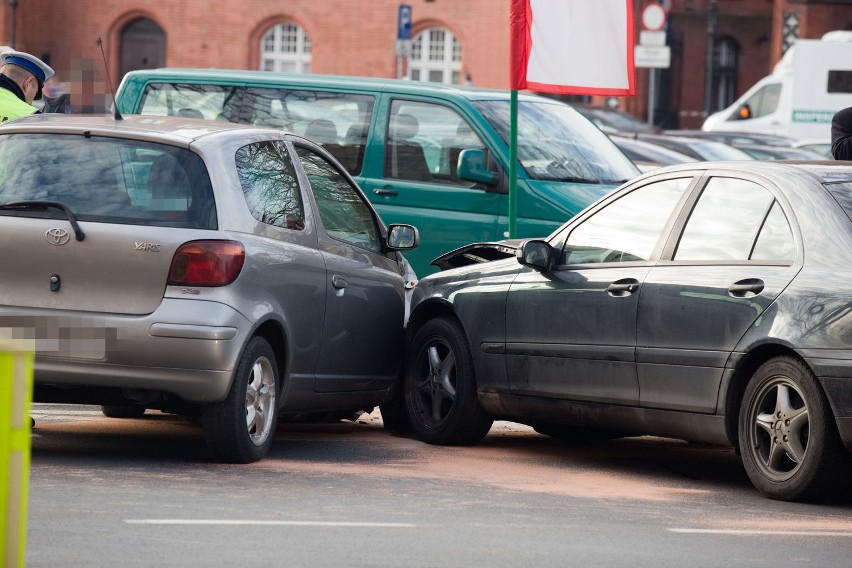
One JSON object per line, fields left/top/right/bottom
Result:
{"left": 506, "top": 176, "right": 695, "bottom": 404}
{"left": 637, "top": 173, "right": 801, "bottom": 413}
{"left": 293, "top": 144, "right": 407, "bottom": 393}
{"left": 358, "top": 97, "right": 505, "bottom": 275}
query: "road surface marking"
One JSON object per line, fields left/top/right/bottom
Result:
{"left": 669, "top": 528, "right": 852, "bottom": 537}
{"left": 125, "top": 520, "right": 415, "bottom": 528}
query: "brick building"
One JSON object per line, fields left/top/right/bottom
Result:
{"left": 0, "top": 0, "right": 849, "bottom": 128}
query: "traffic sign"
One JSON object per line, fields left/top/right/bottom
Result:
{"left": 398, "top": 4, "right": 412, "bottom": 40}
{"left": 634, "top": 45, "right": 671, "bottom": 68}
{"left": 641, "top": 3, "right": 667, "bottom": 32}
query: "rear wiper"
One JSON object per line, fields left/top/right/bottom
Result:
{"left": 0, "top": 200, "right": 85, "bottom": 241}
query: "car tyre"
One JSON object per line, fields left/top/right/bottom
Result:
{"left": 404, "top": 317, "right": 493, "bottom": 445}
{"left": 738, "top": 356, "right": 842, "bottom": 502}
{"left": 101, "top": 405, "right": 146, "bottom": 419}
{"left": 202, "top": 336, "right": 279, "bottom": 464}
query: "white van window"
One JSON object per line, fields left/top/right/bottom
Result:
{"left": 385, "top": 99, "right": 486, "bottom": 186}
{"left": 730, "top": 83, "right": 781, "bottom": 121}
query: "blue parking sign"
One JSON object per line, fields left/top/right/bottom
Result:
{"left": 398, "top": 4, "right": 412, "bottom": 40}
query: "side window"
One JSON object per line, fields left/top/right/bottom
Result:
{"left": 385, "top": 99, "right": 487, "bottom": 186}
{"left": 139, "top": 83, "right": 241, "bottom": 121}
{"left": 236, "top": 140, "right": 305, "bottom": 230}
{"left": 295, "top": 146, "right": 381, "bottom": 252}
{"left": 562, "top": 178, "right": 691, "bottom": 264}
{"left": 242, "top": 88, "right": 375, "bottom": 176}
{"left": 675, "top": 177, "right": 794, "bottom": 262}
{"left": 730, "top": 83, "right": 781, "bottom": 121}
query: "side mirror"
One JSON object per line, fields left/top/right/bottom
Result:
{"left": 737, "top": 104, "right": 752, "bottom": 120}
{"left": 387, "top": 224, "right": 419, "bottom": 250}
{"left": 517, "top": 239, "right": 552, "bottom": 271}
{"left": 457, "top": 148, "right": 498, "bottom": 185}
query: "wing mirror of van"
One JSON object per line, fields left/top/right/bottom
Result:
{"left": 457, "top": 148, "right": 498, "bottom": 186}
{"left": 387, "top": 224, "right": 419, "bottom": 250}
{"left": 517, "top": 239, "right": 552, "bottom": 271}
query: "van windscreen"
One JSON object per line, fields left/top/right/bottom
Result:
{"left": 473, "top": 100, "right": 639, "bottom": 184}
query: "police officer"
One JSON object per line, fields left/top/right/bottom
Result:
{"left": 0, "top": 49, "right": 55, "bottom": 122}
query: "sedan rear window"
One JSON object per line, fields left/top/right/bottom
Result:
{"left": 0, "top": 134, "right": 216, "bottom": 229}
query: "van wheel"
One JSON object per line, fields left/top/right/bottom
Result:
{"left": 202, "top": 336, "right": 279, "bottom": 463}
{"left": 101, "top": 405, "right": 146, "bottom": 419}
{"left": 738, "top": 356, "right": 841, "bottom": 501}
{"left": 404, "top": 317, "right": 492, "bottom": 445}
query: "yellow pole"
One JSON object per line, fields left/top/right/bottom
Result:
{"left": 0, "top": 339, "right": 34, "bottom": 568}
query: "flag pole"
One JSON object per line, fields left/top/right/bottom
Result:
{"left": 509, "top": 89, "right": 518, "bottom": 239}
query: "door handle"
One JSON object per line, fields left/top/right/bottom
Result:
{"left": 332, "top": 274, "right": 348, "bottom": 289}
{"left": 607, "top": 278, "right": 640, "bottom": 297}
{"left": 728, "top": 278, "right": 764, "bottom": 297}
{"left": 373, "top": 188, "right": 399, "bottom": 196}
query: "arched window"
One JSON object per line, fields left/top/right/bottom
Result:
{"left": 120, "top": 18, "right": 165, "bottom": 78}
{"left": 712, "top": 37, "right": 739, "bottom": 113}
{"left": 407, "top": 27, "right": 461, "bottom": 84}
{"left": 259, "top": 22, "right": 312, "bottom": 74}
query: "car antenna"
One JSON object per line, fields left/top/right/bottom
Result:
{"left": 97, "top": 37, "right": 123, "bottom": 120}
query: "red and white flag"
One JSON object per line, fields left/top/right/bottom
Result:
{"left": 510, "top": 0, "right": 636, "bottom": 96}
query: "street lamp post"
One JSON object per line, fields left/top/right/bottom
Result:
{"left": 703, "top": 0, "right": 717, "bottom": 118}
{"left": 8, "top": 0, "right": 18, "bottom": 49}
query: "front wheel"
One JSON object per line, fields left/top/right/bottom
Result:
{"left": 202, "top": 336, "right": 279, "bottom": 463}
{"left": 738, "top": 356, "right": 842, "bottom": 501}
{"left": 404, "top": 317, "right": 493, "bottom": 445}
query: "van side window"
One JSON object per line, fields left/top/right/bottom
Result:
{"left": 236, "top": 140, "right": 306, "bottom": 230}
{"left": 139, "top": 83, "right": 241, "bottom": 122}
{"left": 385, "top": 100, "right": 486, "bottom": 186}
{"left": 242, "top": 89, "right": 374, "bottom": 176}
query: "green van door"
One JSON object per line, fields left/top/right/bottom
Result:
{"left": 358, "top": 96, "right": 508, "bottom": 275}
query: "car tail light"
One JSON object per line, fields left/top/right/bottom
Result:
{"left": 168, "top": 240, "right": 245, "bottom": 287}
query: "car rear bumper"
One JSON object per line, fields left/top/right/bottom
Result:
{"left": 0, "top": 298, "right": 252, "bottom": 403}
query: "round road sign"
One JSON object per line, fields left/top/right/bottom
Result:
{"left": 641, "top": 4, "right": 667, "bottom": 32}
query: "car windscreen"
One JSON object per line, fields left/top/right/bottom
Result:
{"left": 0, "top": 133, "right": 217, "bottom": 229}
{"left": 472, "top": 100, "right": 639, "bottom": 184}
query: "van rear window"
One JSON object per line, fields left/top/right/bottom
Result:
{"left": 139, "top": 83, "right": 241, "bottom": 122}
{"left": 0, "top": 134, "right": 217, "bottom": 229}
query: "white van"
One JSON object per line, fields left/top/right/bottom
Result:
{"left": 703, "top": 31, "right": 852, "bottom": 140}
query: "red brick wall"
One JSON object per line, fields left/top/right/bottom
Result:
{"left": 0, "top": 0, "right": 846, "bottom": 129}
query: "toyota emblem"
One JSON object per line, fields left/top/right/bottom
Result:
{"left": 45, "top": 228, "right": 71, "bottom": 246}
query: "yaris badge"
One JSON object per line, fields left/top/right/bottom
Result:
{"left": 45, "top": 228, "right": 70, "bottom": 246}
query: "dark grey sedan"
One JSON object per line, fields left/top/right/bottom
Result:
{"left": 0, "top": 114, "right": 417, "bottom": 463}
{"left": 402, "top": 160, "right": 852, "bottom": 501}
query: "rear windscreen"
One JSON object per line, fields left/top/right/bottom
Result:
{"left": 824, "top": 181, "right": 852, "bottom": 221}
{"left": 0, "top": 133, "right": 217, "bottom": 229}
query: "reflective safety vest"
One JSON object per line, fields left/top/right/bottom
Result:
{"left": 0, "top": 87, "right": 35, "bottom": 123}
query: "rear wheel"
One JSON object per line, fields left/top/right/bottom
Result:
{"left": 738, "top": 356, "right": 842, "bottom": 501}
{"left": 101, "top": 405, "right": 146, "bottom": 419}
{"left": 404, "top": 317, "right": 493, "bottom": 445}
{"left": 202, "top": 336, "right": 279, "bottom": 463}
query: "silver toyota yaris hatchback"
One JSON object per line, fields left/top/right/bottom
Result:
{"left": 0, "top": 114, "right": 418, "bottom": 463}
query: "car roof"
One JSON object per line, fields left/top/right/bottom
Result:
{"left": 120, "top": 68, "right": 555, "bottom": 103}
{"left": 651, "top": 160, "right": 852, "bottom": 184}
{"left": 0, "top": 113, "right": 279, "bottom": 145}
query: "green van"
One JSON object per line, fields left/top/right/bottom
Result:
{"left": 114, "top": 69, "right": 639, "bottom": 275}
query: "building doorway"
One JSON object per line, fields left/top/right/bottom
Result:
{"left": 120, "top": 18, "right": 166, "bottom": 80}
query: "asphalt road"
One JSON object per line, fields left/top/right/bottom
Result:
{"left": 25, "top": 404, "right": 852, "bottom": 568}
